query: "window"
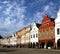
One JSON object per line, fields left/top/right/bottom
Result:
{"left": 45, "top": 23, "right": 49, "bottom": 28}
{"left": 57, "top": 28, "right": 60, "bottom": 35}
{"left": 46, "top": 32, "right": 48, "bottom": 36}
{"left": 50, "top": 27, "right": 53, "bottom": 31}
{"left": 33, "top": 34, "right": 35, "bottom": 38}
{"left": 34, "top": 28, "right": 35, "bottom": 30}
{"left": 39, "top": 33, "right": 41, "bottom": 36}
{"left": 46, "top": 23, "right": 49, "bottom": 26}
{"left": 31, "top": 35, "right": 32, "bottom": 38}
{"left": 36, "top": 34, "right": 38, "bottom": 38}
{"left": 50, "top": 31, "right": 53, "bottom": 36}
{"left": 14, "top": 40, "right": 17, "bottom": 42}
{"left": 42, "top": 32, "right": 45, "bottom": 36}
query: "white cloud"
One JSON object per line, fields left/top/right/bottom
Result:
{"left": 0, "top": 31, "right": 11, "bottom": 37}
{"left": 20, "top": 0, "right": 25, "bottom": 6}
{"left": 34, "top": 12, "right": 44, "bottom": 23}
{"left": 3, "top": 4, "right": 13, "bottom": 15}
{"left": 33, "top": 1, "right": 57, "bottom": 23}
{"left": 2, "top": 1, "right": 8, "bottom": 4}
{"left": 0, "top": 0, "right": 26, "bottom": 36}
{"left": 4, "top": 17, "right": 11, "bottom": 26}
{"left": 44, "top": 5, "right": 49, "bottom": 11}
{"left": 0, "top": 6, "right": 2, "bottom": 9}
{"left": 43, "top": 1, "right": 57, "bottom": 17}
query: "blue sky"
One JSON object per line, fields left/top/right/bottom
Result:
{"left": 0, "top": 0, "right": 60, "bottom": 37}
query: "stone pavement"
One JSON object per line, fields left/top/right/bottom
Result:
{"left": 0, "top": 48, "right": 60, "bottom": 54}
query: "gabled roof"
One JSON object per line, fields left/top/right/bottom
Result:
{"left": 36, "top": 23, "right": 41, "bottom": 28}
{"left": 50, "top": 18, "right": 55, "bottom": 22}
{"left": 16, "top": 25, "right": 31, "bottom": 36}
{"left": 42, "top": 14, "right": 55, "bottom": 22}
{"left": 17, "top": 25, "right": 31, "bottom": 33}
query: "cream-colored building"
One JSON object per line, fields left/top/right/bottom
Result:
{"left": 1, "top": 38, "right": 9, "bottom": 46}
{"left": 16, "top": 27, "right": 26, "bottom": 47}
{"left": 16, "top": 25, "right": 31, "bottom": 47}
{"left": 0, "top": 34, "right": 17, "bottom": 47}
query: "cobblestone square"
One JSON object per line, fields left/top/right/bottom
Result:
{"left": 0, "top": 48, "right": 60, "bottom": 54}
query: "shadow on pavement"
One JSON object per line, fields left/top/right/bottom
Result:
{"left": 0, "top": 49, "right": 17, "bottom": 52}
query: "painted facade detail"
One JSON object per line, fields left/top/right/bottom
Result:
{"left": 39, "top": 15, "right": 55, "bottom": 49}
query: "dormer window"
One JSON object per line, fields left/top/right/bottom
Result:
{"left": 45, "top": 23, "right": 49, "bottom": 27}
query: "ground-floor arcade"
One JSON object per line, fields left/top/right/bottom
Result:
{"left": 39, "top": 39, "right": 55, "bottom": 49}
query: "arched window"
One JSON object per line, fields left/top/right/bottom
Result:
{"left": 36, "top": 34, "right": 38, "bottom": 38}
{"left": 33, "top": 34, "right": 35, "bottom": 38}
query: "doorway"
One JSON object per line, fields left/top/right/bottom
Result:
{"left": 40, "top": 42, "right": 45, "bottom": 48}
{"left": 47, "top": 41, "right": 54, "bottom": 49}
{"left": 57, "top": 39, "right": 60, "bottom": 49}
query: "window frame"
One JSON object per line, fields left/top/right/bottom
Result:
{"left": 57, "top": 28, "right": 60, "bottom": 35}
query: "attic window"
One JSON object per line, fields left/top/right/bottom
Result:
{"left": 45, "top": 23, "right": 49, "bottom": 28}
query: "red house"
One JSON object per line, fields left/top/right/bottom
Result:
{"left": 38, "top": 15, "right": 55, "bottom": 49}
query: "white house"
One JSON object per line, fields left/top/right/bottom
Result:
{"left": 9, "top": 33, "right": 17, "bottom": 46}
{"left": 55, "top": 9, "right": 60, "bottom": 48}
{"left": 30, "top": 22, "right": 40, "bottom": 48}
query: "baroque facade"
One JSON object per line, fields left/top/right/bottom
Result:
{"left": 39, "top": 15, "right": 55, "bottom": 49}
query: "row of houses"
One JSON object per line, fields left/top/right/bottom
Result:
{"left": 0, "top": 34, "right": 17, "bottom": 47}
{"left": 0, "top": 9, "right": 60, "bottom": 49}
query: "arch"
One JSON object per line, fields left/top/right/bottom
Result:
{"left": 36, "top": 42, "right": 39, "bottom": 48}
{"left": 40, "top": 42, "right": 45, "bottom": 48}
{"left": 47, "top": 41, "right": 54, "bottom": 49}
{"left": 57, "top": 39, "right": 60, "bottom": 49}
{"left": 30, "top": 42, "right": 32, "bottom": 48}
{"left": 33, "top": 42, "right": 35, "bottom": 48}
